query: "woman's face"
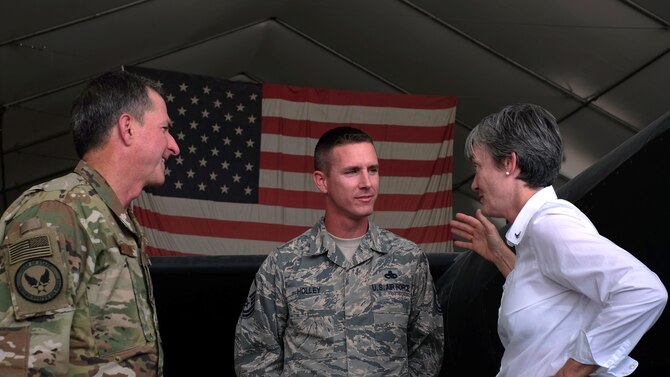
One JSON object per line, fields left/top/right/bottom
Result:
{"left": 470, "top": 145, "right": 510, "bottom": 219}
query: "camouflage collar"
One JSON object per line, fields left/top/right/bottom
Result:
{"left": 308, "top": 217, "right": 384, "bottom": 257}
{"left": 74, "top": 161, "right": 127, "bottom": 220}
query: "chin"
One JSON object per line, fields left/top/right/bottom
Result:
{"left": 145, "top": 177, "right": 166, "bottom": 188}
{"left": 358, "top": 208, "right": 374, "bottom": 218}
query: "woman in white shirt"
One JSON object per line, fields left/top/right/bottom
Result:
{"left": 450, "top": 103, "right": 667, "bottom": 377}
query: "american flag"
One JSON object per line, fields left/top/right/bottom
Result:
{"left": 127, "top": 66, "right": 456, "bottom": 256}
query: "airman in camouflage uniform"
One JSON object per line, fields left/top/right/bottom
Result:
{"left": 235, "top": 127, "right": 444, "bottom": 376}
{"left": 0, "top": 70, "right": 179, "bottom": 376}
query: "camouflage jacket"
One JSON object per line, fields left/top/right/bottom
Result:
{"left": 234, "top": 219, "right": 444, "bottom": 376}
{"left": 0, "top": 161, "right": 162, "bottom": 376}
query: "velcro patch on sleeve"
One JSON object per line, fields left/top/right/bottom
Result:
{"left": 5, "top": 231, "right": 72, "bottom": 320}
{"left": 8, "top": 234, "right": 52, "bottom": 265}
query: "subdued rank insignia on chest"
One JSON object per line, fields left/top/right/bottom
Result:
{"left": 241, "top": 282, "right": 257, "bottom": 319}
{"left": 15, "top": 258, "right": 63, "bottom": 303}
{"left": 383, "top": 270, "right": 399, "bottom": 279}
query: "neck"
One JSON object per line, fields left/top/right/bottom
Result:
{"left": 83, "top": 153, "right": 141, "bottom": 209}
{"left": 508, "top": 185, "right": 545, "bottom": 223}
{"left": 324, "top": 215, "right": 368, "bottom": 239}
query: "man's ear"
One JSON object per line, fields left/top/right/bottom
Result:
{"left": 118, "top": 113, "right": 133, "bottom": 145}
{"left": 313, "top": 170, "right": 328, "bottom": 194}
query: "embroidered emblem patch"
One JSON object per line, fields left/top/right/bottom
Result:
{"left": 15, "top": 259, "right": 63, "bottom": 303}
{"left": 384, "top": 270, "right": 398, "bottom": 279}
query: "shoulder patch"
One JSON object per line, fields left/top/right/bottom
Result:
{"left": 15, "top": 258, "right": 63, "bottom": 303}
{"left": 4, "top": 230, "right": 72, "bottom": 319}
{"left": 8, "top": 234, "right": 52, "bottom": 265}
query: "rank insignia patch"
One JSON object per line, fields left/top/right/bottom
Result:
{"left": 241, "top": 282, "right": 257, "bottom": 319}
{"left": 15, "top": 259, "right": 63, "bottom": 303}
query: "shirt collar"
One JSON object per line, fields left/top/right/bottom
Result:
{"left": 505, "top": 186, "right": 557, "bottom": 246}
{"left": 308, "top": 217, "right": 384, "bottom": 257}
{"left": 74, "top": 160, "right": 138, "bottom": 235}
{"left": 75, "top": 161, "right": 125, "bottom": 214}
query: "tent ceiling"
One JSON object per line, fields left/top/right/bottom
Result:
{"left": 2, "top": 0, "right": 669, "bottom": 222}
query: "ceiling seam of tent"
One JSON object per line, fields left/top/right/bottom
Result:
{"left": 620, "top": 0, "right": 670, "bottom": 29}
{"left": 398, "top": 0, "right": 640, "bottom": 134}
{"left": 272, "top": 17, "right": 409, "bottom": 94}
{"left": 1, "top": 18, "right": 270, "bottom": 109}
{"left": 0, "top": 0, "right": 153, "bottom": 48}
{"left": 557, "top": 46, "right": 670, "bottom": 126}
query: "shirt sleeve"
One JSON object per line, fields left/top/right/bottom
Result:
{"left": 234, "top": 252, "right": 287, "bottom": 376}
{"left": 0, "top": 201, "right": 84, "bottom": 376}
{"left": 407, "top": 250, "right": 445, "bottom": 377}
{"left": 533, "top": 209, "right": 668, "bottom": 372}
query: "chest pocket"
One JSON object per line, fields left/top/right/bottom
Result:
{"left": 87, "top": 242, "right": 149, "bottom": 357}
{"left": 285, "top": 285, "right": 344, "bottom": 360}
{"left": 365, "top": 277, "right": 412, "bottom": 357}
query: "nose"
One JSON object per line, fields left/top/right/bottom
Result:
{"left": 167, "top": 132, "right": 180, "bottom": 156}
{"left": 360, "top": 171, "right": 372, "bottom": 188}
{"left": 470, "top": 175, "right": 479, "bottom": 192}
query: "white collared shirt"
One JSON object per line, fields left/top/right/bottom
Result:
{"left": 497, "top": 186, "right": 667, "bottom": 377}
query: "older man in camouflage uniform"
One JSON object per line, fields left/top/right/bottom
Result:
{"left": 0, "top": 70, "right": 179, "bottom": 376}
{"left": 235, "top": 126, "right": 444, "bottom": 376}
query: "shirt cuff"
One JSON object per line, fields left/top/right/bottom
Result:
{"left": 571, "top": 330, "right": 638, "bottom": 376}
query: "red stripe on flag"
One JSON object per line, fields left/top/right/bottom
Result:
{"left": 137, "top": 209, "right": 453, "bottom": 245}
{"left": 262, "top": 118, "right": 454, "bottom": 143}
{"left": 263, "top": 83, "right": 458, "bottom": 109}
{"left": 260, "top": 152, "right": 452, "bottom": 177}
{"left": 145, "top": 246, "right": 198, "bottom": 257}
{"left": 135, "top": 206, "right": 306, "bottom": 242}
{"left": 389, "top": 224, "right": 453, "bottom": 244}
{"left": 258, "top": 188, "right": 452, "bottom": 210}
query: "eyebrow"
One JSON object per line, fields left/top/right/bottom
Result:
{"left": 343, "top": 163, "right": 379, "bottom": 171}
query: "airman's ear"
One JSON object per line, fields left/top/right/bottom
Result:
{"left": 313, "top": 170, "right": 328, "bottom": 194}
